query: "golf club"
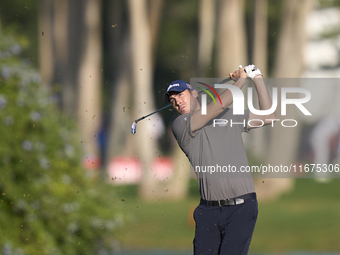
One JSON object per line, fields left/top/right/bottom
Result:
{"left": 131, "top": 76, "right": 233, "bottom": 134}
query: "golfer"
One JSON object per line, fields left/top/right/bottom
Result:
{"left": 164, "top": 65, "right": 276, "bottom": 255}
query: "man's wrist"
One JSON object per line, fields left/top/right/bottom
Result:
{"left": 235, "top": 77, "right": 247, "bottom": 88}
{"left": 253, "top": 74, "right": 263, "bottom": 79}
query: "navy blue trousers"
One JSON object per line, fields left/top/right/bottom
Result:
{"left": 193, "top": 193, "right": 258, "bottom": 255}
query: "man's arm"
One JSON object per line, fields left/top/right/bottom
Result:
{"left": 246, "top": 66, "right": 277, "bottom": 130}
{"left": 190, "top": 67, "right": 248, "bottom": 132}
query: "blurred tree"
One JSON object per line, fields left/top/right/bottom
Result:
{"left": 0, "top": 0, "right": 39, "bottom": 61}
{"left": 53, "top": 0, "right": 69, "bottom": 83}
{"left": 252, "top": 0, "right": 268, "bottom": 76}
{"left": 249, "top": 0, "right": 268, "bottom": 163}
{"left": 54, "top": 0, "right": 79, "bottom": 118}
{"left": 38, "top": 0, "right": 84, "bottom": 119}
{"left": 52, "top": 0, "right": 82, "bottom": 118}
{"left": 38, "top": 0, "right": 54, "bottom": 87}
{"left": 125, "top": 0, "right": 190, "bottom": 201}
{"left": 274, "top": 0, "right": 315, "bottom": 77}
{"left": 150, "top": 0, "right": 165, "bottom": 66}
{"left": 256, "top": 0, "right": 316, "bottom": 201}
{"left": 0, "top": 31, "right": 123, "bottom": 255}
{"left": 106, "top": 0, "right": 164, "bottom": 161}
{"left": 128, "top": 0, "right": 158, "bottom": 200}
{"left": 198, "top": 0, "right": 216, "bottom": 76}
{"left": 105, "top": 0, "right": 133, "bottom": 162}
{"left": 77, "top": 0, "right": 103, "bottom": 169}
{"left": 217, "top": 0, "right": 247, "bottom": 76}
{"left": 41, "top": 0, "right": 109, "bottom": 170}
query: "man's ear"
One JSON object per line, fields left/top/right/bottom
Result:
{"left": 191, "top": 89, "right": 199, "bottom": 99}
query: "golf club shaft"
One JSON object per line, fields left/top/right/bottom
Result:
{"left": 134, "top": 104, "right": 172, "bottom": 123}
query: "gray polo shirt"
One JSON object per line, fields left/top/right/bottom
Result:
{"left": 172, "top": 108, "right": 255, "bottom": 200}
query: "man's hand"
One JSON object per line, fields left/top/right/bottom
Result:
{"left": 229, "top": 66, "right": 247, "bottom": 81}
{"left": 245, "top": 64, "right": 262, "bottom": 80}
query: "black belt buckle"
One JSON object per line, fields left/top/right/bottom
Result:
{"left": 218, "top": 198, "right": 243, "bottom": 207}
{"left": 219, "top": 199, "right": 230, "bottom": 207}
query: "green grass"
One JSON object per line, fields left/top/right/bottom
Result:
{"left": 253, "top": 179, "right": 340, "bottom": 252}
{"left": 115, "top": 198, "right": 198, "bottom": 250}
{"left": 113, "top": 179, "right": 340, "bottom": 252}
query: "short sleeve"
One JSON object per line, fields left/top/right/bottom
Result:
{"left": 172, "top": 113, "right": 192, "bottom": 150}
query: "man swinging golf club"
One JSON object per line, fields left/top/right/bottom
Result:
{"left": 164, "top": 65, "right": 276, "bottom": 255}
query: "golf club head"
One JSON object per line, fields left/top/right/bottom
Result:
{"left": 131, "top": 121, "right": 137, "bottom": 134}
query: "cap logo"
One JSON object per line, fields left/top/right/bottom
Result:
{"left": 167, "top": 83, "right": 180, "bottom": 91}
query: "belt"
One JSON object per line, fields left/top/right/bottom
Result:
{"left": 200, "top": 193, "right": 255, "bottom": 207}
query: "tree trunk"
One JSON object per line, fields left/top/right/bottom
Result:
{"left": 38, "top": 0, "right": 54, "bottom": 87}
{"left": 256, "top": 0, "right": 315, "bottom": 201}
{"left": 217, "top": 0, "right": 247, "bottom": 76}
{"left": 77, "top": 0, "right": 102, "bottom": 165}
{"left": 53, "top": 0, "right": 77, "bottom": 117}
{"left": 106, "top": 36, "right": 133, "bottom": 159}
{"left": 250, "top": 0, "right": 268, "bottom": 161}
{"left": 128, "top": 0, "right": 159, "bottom": 200}
{"left": 274, "top": 0, "right": 314, "bottom": 77}
{"left": 106, "top": 0, "right": 164, "bottom": 165}
{"left": 105, "top": 0, "right": 131, "bottom": 165}
{"left": 253, "top": 0, "right": 268, "bottom": 76}
{"left": 198, "top": 0, "right": 216, "bottom": 76}
{"left": 149, "top": 0, "right": 164, "bottom": 65}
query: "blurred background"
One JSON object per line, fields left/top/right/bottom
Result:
{"left": 1, "top": 0, "right": 340, "bottom": 254}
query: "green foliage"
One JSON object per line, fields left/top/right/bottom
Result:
{"left": 0, "top": 32, "right": 123, "bottom": 255}
{"left": 317, "top": 0, "right": 340, "bottom": 9}
{"left": 0, "top": 0, "right": 39, "bottom": 64}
